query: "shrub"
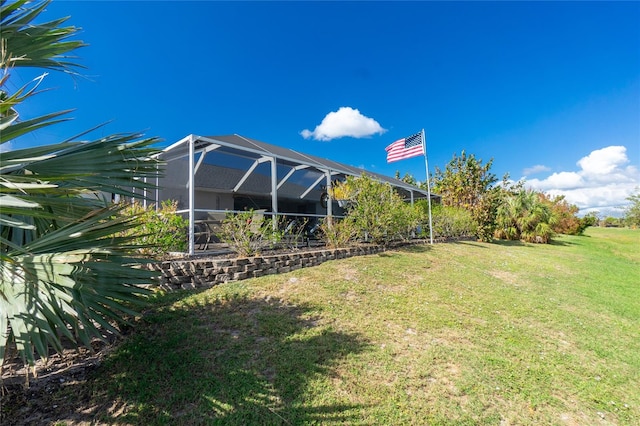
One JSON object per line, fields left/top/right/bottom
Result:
{"left": 539, "top": 193, "right": 586, "bottom": 235}
{"left": 280, "top": 216, "right": 309, "bottom": 250}
{"left": 319, "top": 218, "right": 357, "bottom": 249}
{"left": 603, "top": 216, "right": 624, "bottom": 228}
{"left": 471, "top": 190, "right": 500, "bottom": 242}
{"left": 388, "top": 199, "right": 422, "bottom": 242}
{"left": 423, "top": 204, "right": 476, "bottom": 239}
{"left": 580, "top": 212, "right": 599, "bottom": 232}
{"left": 118, "top": 200, "right": 188, "bottom": 257}
{"left": 340, "top": 174, "right": 419, "bottom": 245}
{"left": 217, "top": 210, "right": 282, "bottom": 257}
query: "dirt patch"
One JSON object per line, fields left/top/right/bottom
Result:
{"left": 1, "top": 337, "right": 119, "bottom": 426}
{"left": 488, "top": 269, "right": 520, "bottom": 286}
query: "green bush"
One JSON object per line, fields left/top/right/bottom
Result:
{"left": 217, "top": 210, "right": 282, "bottom": 257}
{"left": 624, "top": 190, "right": 640, "bottom": 227}
{"left": 281, "top": 217, "right": 309, "bottom": 250}
{"left": 471, "top": 191, "right": 500, "bottom": 242}
{"left": 339, "top": 174, "right": 419, "bottom": 245}
{"left": 602, "top": 216, "right": 624, "bottom": 228}
{"left": 118, "top": 200, "right": 188, "bottom": 257}
{"left": 319, "top": 218, "right": 357, "bottom": 249}
{"left": 389, "top": 199, "right": 422, "bottom": 241}
{"left": 422, "top": 203, "right": 476, "bottom": 239}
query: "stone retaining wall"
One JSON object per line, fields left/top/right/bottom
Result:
{"left": 149, "top": 245, "right": 386, "bottom": 291}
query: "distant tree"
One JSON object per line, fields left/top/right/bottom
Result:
{"left": 583, "top": 211, "right": 600, "bottom": 227}
{"left": 624, "top": 189, "right": 640, "bottom": 227}
{"left": 394, "top": 171, "right": 417, "bottom": 186}
{"left": 603, "top": 216, "right": 624, "bottom": 228}
{"left": 432, "top": 151, "right": 498, "bottom": 241}
{"left": 433, "top": 151, "right": 497, "bottom": 209}
{"left": 539, "top": 193, "right": 587, "bottom": 235}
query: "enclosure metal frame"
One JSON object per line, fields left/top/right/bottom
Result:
{"left": 157, "top": 134, "right": 438, "bottom": 255}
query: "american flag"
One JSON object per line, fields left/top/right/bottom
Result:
{"left": 385, "top": 132, "right": 424, "bottom": 163}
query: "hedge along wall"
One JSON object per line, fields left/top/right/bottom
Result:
{"left": 149, "top": 245, "right": 386, "bottom": 291}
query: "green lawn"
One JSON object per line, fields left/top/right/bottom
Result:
{"left": 46, "top": 228, "right": 640, "bottom": 424}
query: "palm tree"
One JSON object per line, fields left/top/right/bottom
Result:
{"left": 1, "top": 0, "right": 162, "bottom": 371}
{"left": 517, "top": 191, "right": 555, "bottom": 243}
{"left": 495, "top": 194, "right": 522, "bottom": 241}
{"left": 495, "top": 189, "right": 555, "bottom": 243}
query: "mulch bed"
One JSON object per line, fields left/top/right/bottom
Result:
{"left": 1, "top": 336, "right": 120, "bottom": 426}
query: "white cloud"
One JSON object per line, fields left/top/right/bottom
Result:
{"left": 525, "top": 145, "right": 639, "bottom": 217}
{"left": 522, "top": 164, "right": 551, "bottom": 176}
{"left": 527, "top": 171, "right": 584, "bottom": 190}
{"left": 577, "top": 145, "right": 628, "bottom": 175}
{"left": 300, "top": 107, "right": 387, "bottom": 141}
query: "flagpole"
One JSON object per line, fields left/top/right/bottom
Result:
{"left": 422, "top": 129, "right": 434, "bottom": 244}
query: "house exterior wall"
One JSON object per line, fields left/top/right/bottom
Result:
{"left": 195, "top": 190, "right": 234, "bottom": 212}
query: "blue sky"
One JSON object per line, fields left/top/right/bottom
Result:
{"left": 7, "top": 1, "right": 640, "bottom": 216}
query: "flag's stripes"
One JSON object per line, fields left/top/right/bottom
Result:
{"left": 385, "top": 132, "right": 424, "bottom": 163}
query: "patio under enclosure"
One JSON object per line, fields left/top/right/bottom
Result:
{"left": 150, "top": 134, "right": 438, "bottom": 255}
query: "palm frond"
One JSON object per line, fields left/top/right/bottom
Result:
{"left": 1, "top": 248, "right": 154, "bottom": 367}
{"left": 0, "top": 0, "right": 165, "bottom": 373}
{"left": 1, "top": 0, "right": 86, "bottom": 72}
{"left": 1, "top": 135, "right": 165, "bottom": 370}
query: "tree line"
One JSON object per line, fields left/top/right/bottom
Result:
{"left": 397, "top": 151, "right": 639, "bottom": 242}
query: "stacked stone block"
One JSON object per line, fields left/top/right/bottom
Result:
{"left": 149, "top": 246, "right": 385, "bottom": 291}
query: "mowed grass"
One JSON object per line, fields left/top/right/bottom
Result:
{"left": 62, "top": 228, "right": 639, "bottom": 424}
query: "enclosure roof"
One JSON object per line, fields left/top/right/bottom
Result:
{"left": 162, "top": 134, "right": 438, "bottom": 200}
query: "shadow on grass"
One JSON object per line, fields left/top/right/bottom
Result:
{"left": 70, "top": 292, "right": 371, "bottom": 425}
{"left": 491, "top": 239, "right": 529, "bottom": 247}
{"left": 491, "top": 238, "right": 575, "bottom": 248}
{"left": 398, "top": 244, "right": 432, "bottom": 254}
{"left": 548, "top": 238, "right": 576, "bottom": 246}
